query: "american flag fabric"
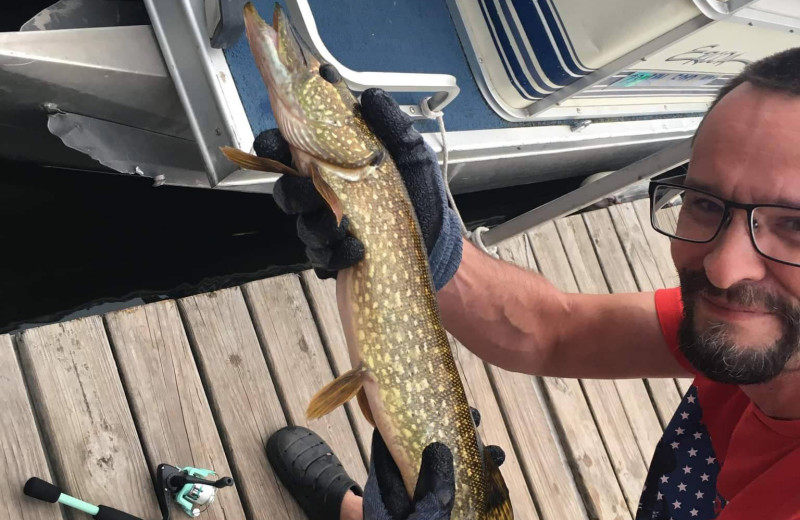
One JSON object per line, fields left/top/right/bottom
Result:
{"left": 637, "top": 386, "right": 727, "bottom": 519}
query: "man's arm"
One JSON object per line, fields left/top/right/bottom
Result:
{"left": 438, "top": 239, "right": 691, "bottom": 379}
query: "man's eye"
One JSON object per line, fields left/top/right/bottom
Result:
{"left": 777, "top": 217, "right": 800, "bottom": 233}
{"left": 687, "top": 196, "right": 724, "bottom": 214}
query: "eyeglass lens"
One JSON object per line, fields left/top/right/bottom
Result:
{"left": 651, "top": 185, "right": 800, "bottom": 266}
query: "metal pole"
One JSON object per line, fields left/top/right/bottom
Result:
{"left": 481, "top": 138, "right": 693, "bottom": 247}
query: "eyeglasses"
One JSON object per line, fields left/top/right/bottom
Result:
{"left": 649, "top": 174, "right": 800, "bottom": 268}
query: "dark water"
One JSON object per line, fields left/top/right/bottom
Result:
{"left": 0, "top": 157, "right": 593, "bottom": 332}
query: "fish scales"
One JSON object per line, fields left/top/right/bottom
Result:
{"left": 321, "top": 157, "right": 486, "bottom": 517}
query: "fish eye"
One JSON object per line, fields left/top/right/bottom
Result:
{"left": 369, "top": 149, "right": 385, "bottom": 167}
{"left": 319, "top": 64, "right": 342, "bottom": 84}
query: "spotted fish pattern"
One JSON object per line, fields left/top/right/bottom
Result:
{"left": 319, "top": 157, "right": 486, "bottom": 517}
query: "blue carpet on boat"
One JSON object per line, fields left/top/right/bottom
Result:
{"left": 223, "top": 0, "right": 509, "bottom": 137}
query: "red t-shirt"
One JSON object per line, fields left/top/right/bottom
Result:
{"left": 636, "top": 287, "right": 800, "bottom": 520}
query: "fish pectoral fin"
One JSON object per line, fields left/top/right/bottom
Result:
{"left": 356, "top": 388, "right": 376, "bottom": 427}
{"left": 484, "top": 446, "right": 514, "bottom": 519}
{"left": 220, "top": 146, "right": 302, "bottom": 176}
{"left": 306, "top": 364, "right": 367, "bottom": 419}
{"left": 309, "top": 163, "right": 344, "bottom": 226}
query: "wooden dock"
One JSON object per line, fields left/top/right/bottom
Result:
{"left": 4, "top": 199, "right": 691, "bottom": 520}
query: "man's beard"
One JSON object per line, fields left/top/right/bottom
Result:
{"left": 678, "top": 269, "right": 800, "bottom": 385}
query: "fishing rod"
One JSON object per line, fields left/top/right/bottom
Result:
{"left": 24, "top": 463, "right": 234, "bottom": 520}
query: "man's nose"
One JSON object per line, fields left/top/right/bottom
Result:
{"left": 703, "top": 209, "right": 767, "bottom": 289}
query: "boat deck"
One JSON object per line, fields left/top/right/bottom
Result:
{"left": 4, "top": 199, "right": 691, "bottom": 520}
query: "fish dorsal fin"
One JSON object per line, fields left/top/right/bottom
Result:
{"left": 309, "top": 162, "right": 345, "bottom": 226}
{"left": 306, "top": 364, "right": 367, "bottom": 419}
{"left": 220, "top": 146, "right": 302, "bottom": 176}
{"left": 484, "top": 446, "right": 514, "bottom": 519}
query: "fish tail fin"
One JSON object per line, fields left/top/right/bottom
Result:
{"left": 484, "top": 446, "right": 514, "bottom": 519}
{"left": 306, "top": 364, "right": 367, "bottom": 419}
{"left": 220, "top": 146, "right": 302, "bottom": 176}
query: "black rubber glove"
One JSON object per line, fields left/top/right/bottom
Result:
{"left": 261, "top": 88, "right": 462, "bottom": 288}
{"left": 362, "top": 408, "right": 506, "bottom": 520}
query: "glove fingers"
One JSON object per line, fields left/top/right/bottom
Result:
{"left": 412, "top": 443, "right": 455, "bottom": 509}
{"left": 470, "top": 407, "right": 481, "bottom": 427}
{"left": 486, "top": 445, "right": 506, "bottom": 468}
{"left": 371, "top": 431, "right": 413, "bottom": 519}
{"left": 312, "top": 267, "right": 337, "bottom": 280}
{"left": 254, "top": 129, "right": 293, "bottom": 166}
{"left": 273, "top": 175, "right": 325, "bottom": 215}
{"left": 360, "top": 89, "right": 426, "bottom": 166}
{"left": 297, "top": 212, "right": 349, "bottom": 249}
{"left": 306, "top": 236, "right": 364, "bottom": 273}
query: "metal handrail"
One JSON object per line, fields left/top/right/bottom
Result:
{"left": 284, "top": 0, "right": 459, "bottom": 115}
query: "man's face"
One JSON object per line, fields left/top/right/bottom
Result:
{"left": 673, "top": 83, "right": 800, "bottom": 385}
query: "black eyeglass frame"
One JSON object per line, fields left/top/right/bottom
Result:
{"left": 648, "top": 174, "right": 800, "bottom": 268}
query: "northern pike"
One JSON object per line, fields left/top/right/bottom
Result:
{"left": 222, "top": 4, "right": 512, "bottom": 518}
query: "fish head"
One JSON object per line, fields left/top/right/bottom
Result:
{"left": 243, "top": 3, "right": 383, "bottom": 170}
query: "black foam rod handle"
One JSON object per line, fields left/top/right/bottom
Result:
{"left": 94, "top": 505, "right": 144, "bottom": 520}
{"left": 24, "top": 477, "right": 61, "bottom": 503}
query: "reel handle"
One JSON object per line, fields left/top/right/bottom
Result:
{"left": 179, "top": 475, "right": 234, "bottom": 489}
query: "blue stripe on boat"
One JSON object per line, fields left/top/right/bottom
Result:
{"left": 540, "top": 0, "right": 592, "bottom": 72}
{"left": 479, "top": 0, "right": 544, "bottom": 100}
{"left": 502, "top": 0, "right": 573, "bottom": 85}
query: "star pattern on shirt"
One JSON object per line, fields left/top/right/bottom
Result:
{"left": 635, "top": 388, "right": 724, "bottom": 520}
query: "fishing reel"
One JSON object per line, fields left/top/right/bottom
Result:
{"left": 155, "top": 464, "right": 234, "bottom": 519}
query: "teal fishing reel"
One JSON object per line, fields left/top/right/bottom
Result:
{"left": 155, "top": 464, "right": 233, "bottom": 519}
{"left": 24, "top": 464, "right": 233, "bottom": 520}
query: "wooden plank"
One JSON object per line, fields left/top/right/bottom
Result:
{"left": 607, "top": 204, "right": 665, "bottom": 291}
{"left": 1, "top": 335, "right": 64, "bottom": 520}
{"left": 487, "top": 365, "right": 587, "bottom": 520}
{"left": 553, "top": 217, "right": 650, "bottom": 514}
{"left": 676, "top": 378, "right": 694, "bottom": 395}
{"left": 533, "top": 221, "right": 647, "bottom": 516}
{"left": 105, "top": 302, "right": 246, "bottom": 520}
{"left": 301, "top": 273, "right": 374, "bottom": 463}
{"left": 580, "top": 210, "right": 668, "bottom": 461}
{"left": 630, "top": 200, "right": 695, "bottom": 396}
{"left": 490, "top": 233, "right": 588, "bottom": 520}
{"left": 493, "top": 237, "right": 589, "bottom": 520}
{"left": 495, "top": 233, "right": 537, "bottom": 270}
{"left": 607, "top": 204, "right": 684, "bottom": 429}
{"left": 17, "top": 318, "right": 160, "bottom": 520}
{"left": 178, "top": 289, "right": 305, "bottom": 520}
{"left": 242, "top": 275, "right": 367, "bottom": 484}
{"left": 631, "top": 199, "right": 679, "bottom": 288}
{"left": 448, "top": 334, "right": 540, "bottom": 520}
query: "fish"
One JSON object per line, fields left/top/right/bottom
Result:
{"left": 222, "top": 4, "right": 512, "bottom": 519}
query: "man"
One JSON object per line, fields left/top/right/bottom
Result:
{"left": 262, "top": 47, "right": 800, "bottom": 519}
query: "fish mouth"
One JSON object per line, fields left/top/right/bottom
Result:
{"left": 243, "top": 3, "right": 317, "bottom": 118}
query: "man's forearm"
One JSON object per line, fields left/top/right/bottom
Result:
{"left": 437, "top": 239, "right": 568, "bottom": 374}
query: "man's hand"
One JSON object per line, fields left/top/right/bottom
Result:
{"left": 363, "top": 408, "right": 505, "bottom": 520}
{"left": 259, "top": 88, "right": 463, "bottom": 290}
